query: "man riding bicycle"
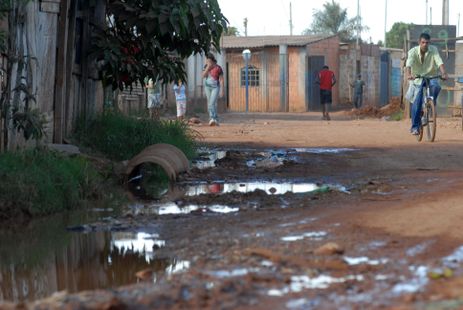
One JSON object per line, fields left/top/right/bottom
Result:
{"left": 405, "top": 32, "right": 448, "bottom": 135}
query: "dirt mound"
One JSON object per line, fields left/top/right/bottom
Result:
{"left": 345, "top": 98, "right": 402, "bottom": 118}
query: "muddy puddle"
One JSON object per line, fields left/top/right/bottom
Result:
{"left": 179, "top": 181, "right": 349, "bottom": 196}
{"left": 128, "top": 147, "right": 356, "bottom": 201}
{"left": 0, "top": 213, "right": 187, "bottom": 302}
{"left": 191, "top": 147, "right": 357, "bottom": 170}
{"left": 8, "top": 146, "right": 459, "bottom": 307}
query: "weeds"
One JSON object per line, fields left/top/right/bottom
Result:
{"left": 75, "top": 111, "right": 199, "bottom": 161}
{"left": 389, "top": 110, "right": 404, "bottom": 121}
{"left": 0, "top": 149, "right": 101, "bottom": 219}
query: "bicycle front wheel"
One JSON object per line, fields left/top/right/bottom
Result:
{"left": 425, "top": 99, "right": 436, "bottom": 142}
{"left": 416, "top": 124, "right": 423, "bottom": 141}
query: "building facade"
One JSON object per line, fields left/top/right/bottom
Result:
{"left": 220, "top": 35, "right": 340, "bottom": 112}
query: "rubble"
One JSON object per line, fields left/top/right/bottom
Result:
{"left": 345, "top": 98, "right": 402, "bottom": 118}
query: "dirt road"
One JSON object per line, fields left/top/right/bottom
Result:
{"left": 5, "top": 112, "right": 463, "bottom": 309}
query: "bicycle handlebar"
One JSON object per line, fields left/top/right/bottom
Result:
{"left": 414, "top": 74, "right": 444, "bottom": 80}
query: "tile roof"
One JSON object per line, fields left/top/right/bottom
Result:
{"left": 220, "top": 35, "right": 336, "bottom": 49}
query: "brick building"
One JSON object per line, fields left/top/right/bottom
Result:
{"left": 219, "top": 35, "right": 340, "bottom": 112}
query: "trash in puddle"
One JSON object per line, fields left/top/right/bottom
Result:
{"left": 343, "top": 256, "right": 388, "bottom": 266}
{"left": 281, "top": 231, "right": 328, "bottom": 242}
{"left": 192, "top": 149, "right": 227, "bottom": 169}
{"left": 268, "top": 274, "right": 364, "bottom": 296}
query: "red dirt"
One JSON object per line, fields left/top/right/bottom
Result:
{"left": 4, "top": 112, "right": 463, "bottom": 309}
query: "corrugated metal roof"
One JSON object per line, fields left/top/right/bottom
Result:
{"left": 221, "top": 35, "right": 336, "bottom": 49}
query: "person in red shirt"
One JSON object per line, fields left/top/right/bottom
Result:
{"left": 316, "top": 65, "right": 336, "bottom": 120}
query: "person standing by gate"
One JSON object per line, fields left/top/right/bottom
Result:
{"left": 316, "top": 65, "right": 336, "bottom": 120}
{"left": 350, "top": 74, "right": 365, "bottom": 109}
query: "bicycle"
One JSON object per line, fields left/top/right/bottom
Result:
{"left": 414, "top": 75, "right": 442, "bottom": 142}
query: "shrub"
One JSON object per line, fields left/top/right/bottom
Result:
{"left": 75, "top": 111, "right": 198, "bottom": 161}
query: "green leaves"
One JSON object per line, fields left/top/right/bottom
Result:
{"left": 302, "top": 0, "right": 366, "bottom": 42}
{"left": 12, "top": 108, "right": 46, "bottom": 141}
{"left": 386, "top": 22, "right": 412, "bottom": 48}
{"left": 93, "top": 0, "right": 228, "bottom": 90}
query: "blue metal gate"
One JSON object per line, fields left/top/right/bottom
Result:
{"left": 380, "top": 52, "right": 389, "bottom": 106}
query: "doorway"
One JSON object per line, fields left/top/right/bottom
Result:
{"left": 307, "top": 56, "right": 325, "bottom": 111}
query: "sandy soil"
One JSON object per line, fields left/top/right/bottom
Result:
{"left": 4, "top": 111, "right": 463, "bottom": 309}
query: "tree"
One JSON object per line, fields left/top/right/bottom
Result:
{"left": 92, "top": 0, "right": 228, "bottom": 90}
{"left": 302, "top": 0, "right": 366, "bottom": 42}
{"left": 386, "top": 22, "right": 412, "bottom": 49}
{"left": 224, "top": 26, "right": 239, "bottom": 36}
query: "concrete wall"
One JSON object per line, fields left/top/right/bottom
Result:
{"left": 338, "top": 43, "right": 399, "bottom": 107}
{"left": 362, "top": 55, "right": 380, "bottom": 106}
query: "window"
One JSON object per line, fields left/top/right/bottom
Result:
{"left": 240, "top": 66, "right": 260, "bottom": 87}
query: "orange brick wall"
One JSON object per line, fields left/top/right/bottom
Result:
{"left": 227, "top": 48, "right": 281, "bottom": 112}
{"left": 288, "top": 47, "right": 307, "bottom": 112}
{"left": 224, "top": 36, "right": 340, "bottom": 112}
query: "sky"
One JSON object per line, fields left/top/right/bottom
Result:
{"left": 217, "top": 0, "right": 462, "bottom": 43}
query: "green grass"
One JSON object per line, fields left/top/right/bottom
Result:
{"left": 389, "top": 110, "right": 404, "bottom": 121}
{"left": 0, "top": 149, "right": 101, "bottom": 219}
{"left": 75, "top": 111, "right": 199, "bottom": 161}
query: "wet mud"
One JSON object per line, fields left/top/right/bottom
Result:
{"left": 3, "top": 114, "right": 463, "bottom": 309}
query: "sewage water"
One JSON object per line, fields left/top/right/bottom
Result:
{"left": 0, "top": 213, "right": 187, "bottom": 302}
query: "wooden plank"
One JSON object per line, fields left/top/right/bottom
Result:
{"left": 53, "top": 0, "right": 70, "bottom": 143}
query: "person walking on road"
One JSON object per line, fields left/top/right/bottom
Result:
{"left": 202, "top": 52, "right": 224, "bottom": 126}
{"left": 316, "top": 65, "right": 336, "bottom": 120}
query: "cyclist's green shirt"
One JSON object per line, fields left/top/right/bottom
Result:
{"left": 406, "top": 45, "right": 444, "bottom": 85}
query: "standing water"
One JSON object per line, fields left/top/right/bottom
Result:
{"left": 0, "top": 211, "right": 187, "bottom": 302}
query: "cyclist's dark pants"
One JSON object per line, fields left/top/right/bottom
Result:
{"left": 411, "top": 79, "right": 441, "bottom": 131}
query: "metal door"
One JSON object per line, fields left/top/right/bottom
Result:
{"left": 307, "top": 56, "right": 325, "bottom": 111}
{"left": 380, "top": 52, "right": 390, "bottom": 106}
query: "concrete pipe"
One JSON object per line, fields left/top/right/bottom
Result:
{"left": 126, "top": 144, "right": 189, "bottom": 181}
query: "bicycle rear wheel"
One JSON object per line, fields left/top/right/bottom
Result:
{"left": 425, "top": 99, "right": 436, "bottom": 142}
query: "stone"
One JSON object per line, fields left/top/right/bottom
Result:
{"left": 46, "top": 144, "right": 80, "bottom": 155}
{"left": 189, "top": 117, "right": 201, "bottom": 124}
{"left": 314, "top": 242, "right": 344, "bottom": 255}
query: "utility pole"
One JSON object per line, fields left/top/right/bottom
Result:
{"left": 442, "top": 0, "right": 449, "bottom": 25}
{"left": 459, "top": 13, "right": 461, "bottom": 37}
{"left": 430, "top": 7, "right": 432, "bottom": 24}
{"left": 356, "top": 0, "right": 360, "bottom": 48}
{"left": 384, "top": 0, "right": 388, "bottom": 48}
{"left": 244, "top": 17, "right": 248, "bottom": 37}
{"left": 289, "top": 2, "right": 293, "bottom": 35}
{"left": 354, "top": 0, "right": 360, "bottom": 79}
{"left": 426, "top": 0, "right": 429, "bottom": 25}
